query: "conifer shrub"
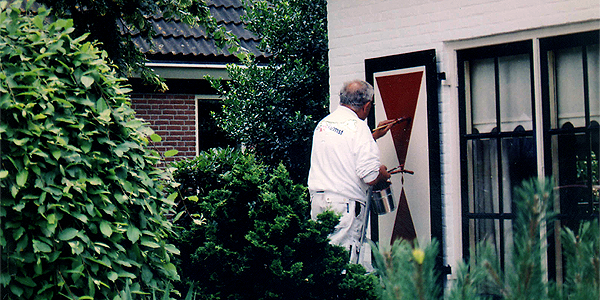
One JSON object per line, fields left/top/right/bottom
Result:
{"left": 370, "top": 178, "right": 598, "bottom": 300}
{"left": 169, "top": 147, "right": 378, "bottom": 300}
{"left": 445, "top": 178, "right": 599, "bottom": 300}
{"left": 454, "top": 178, "right": 555, "bottom": 300}
{"left": 0, "top": 2, "right": 179, "bottom": 298}
{"left": 370, "top": 239, "right": 441, "bottom": 300}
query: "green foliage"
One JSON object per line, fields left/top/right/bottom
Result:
{"left": 0, "top": 2, "right": 179, "bottom": 298}
{"left": 552, "top": 219, "right": 599, "bottom": 300}
{"left": 169, "top": 147, "right": 378, "bottom": 300}
{"left": 445, "top": 259, "right": 490, "bottom": 300}
{"left": 576, "top": 151, "right": 598, "bottom": 183}
{"left": 370, "top": 239, "right": 441, "bottom": 300}
{"left": 447, "top": 178, "right": 554, "bottom": 300}
{"left": 31, "top": 0, "right": 241, "bottom": 89}
{"left": 210, "top": 0, "right": 329, "bottom": 184}
{"left": 446, "top": 177, "right": 600, "bottom": 300}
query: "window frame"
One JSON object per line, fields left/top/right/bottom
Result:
{"left": 539, "top": 30, "right": 600, "bottom": 281}
{"left": 458, "top": 40, "right": 537, "bottom": 270}
{"left": 457, "top": 29, "right": 600, "bottom": 279}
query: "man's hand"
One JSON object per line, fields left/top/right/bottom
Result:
{"left": 372, "top": 119, "right": 397, "bottom": 140}
{"left": 372, "top": 117, "right": 411, "bottom": 140}
{"left": 367, "top": 165, "right": 391, "bottom": 186}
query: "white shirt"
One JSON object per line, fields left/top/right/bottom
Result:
{"left": 307, "top": 106, "right": 381, "bottom": 200}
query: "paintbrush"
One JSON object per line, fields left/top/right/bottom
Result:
{"left": 372, "top": 117, "right": 410, "bottom": 132}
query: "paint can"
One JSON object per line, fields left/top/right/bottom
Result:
{"left": 370, "top": 182, "right": 396, "bottom": 215}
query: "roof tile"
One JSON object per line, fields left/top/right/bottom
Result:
{"left": 130, "top": 0, "right": 264, "bottom": 60}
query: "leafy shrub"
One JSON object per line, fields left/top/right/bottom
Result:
{"left": 169, "top": 147, "right": 378, "bottom": 300}
{"left": 210, "top": 0, "right": 329, "bottom": 184}
{"left": 0, "top": 2, "right": 178, "bottom": 298}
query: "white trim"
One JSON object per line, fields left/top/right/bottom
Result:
{"left": 533, "top": 37, "right": 550, "bottom": 283}
{"left": 145, "top": 62, "right": 229, "bottom": 69}
{"left": 444, "top": 20, "right": 599, "bottom": 52}
{"left": 140, "top": 62, "right": 233, "bottom": 80}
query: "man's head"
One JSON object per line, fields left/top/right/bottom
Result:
{"left": 339, "top": 80, "right": 374, "bottom": 120}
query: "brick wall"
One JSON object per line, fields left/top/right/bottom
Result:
{"left": 130, "top": 93, "right": 197, "bottom": 164}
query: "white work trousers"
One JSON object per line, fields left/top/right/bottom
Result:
{"left": 310, "top": 191, "right": 368, "bottom": 264}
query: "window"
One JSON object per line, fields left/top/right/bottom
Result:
{"left": 458, "top": 30, "right": 599, "bottom": 280}
{"left": 458, "top": 40, "right": 537, "bottom": 270}
{"left": 541, "top": 31, "right": 599, "bottom": 280}
{"left": 196, "top": 95, "right": 235, "bottom": 153}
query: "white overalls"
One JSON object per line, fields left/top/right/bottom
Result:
{"left": 307, "top": 106, "right": 381, "bottom": 265}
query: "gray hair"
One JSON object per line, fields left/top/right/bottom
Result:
{"left": 339, "top": 80, "right": 374, "bottom": 108}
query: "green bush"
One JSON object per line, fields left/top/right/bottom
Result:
{"left": 169, "top": 147, "right": 378, "bottom": 300}
{"left": 210, "top": 0, "right": 329, "bottom": 184}
{"left": 0, "top": 2, "right": 179, "bottom": 298}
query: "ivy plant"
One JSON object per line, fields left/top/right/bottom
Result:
{"left": 0, "top": 2, "right": 179, "bottom": 299}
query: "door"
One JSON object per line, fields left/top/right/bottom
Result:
{"left": 365, "top": 50, "right": 442, "bottom": 251}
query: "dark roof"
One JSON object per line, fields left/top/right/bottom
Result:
{"left": 129, "top": 0, "right": 265, "bottom": 63}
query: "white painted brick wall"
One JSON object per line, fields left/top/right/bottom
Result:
{"left": 327, "top": 0, "right": 600, "bottom": 280}
{"left": 329, "top": 0, "right": 599, "bottom": 99}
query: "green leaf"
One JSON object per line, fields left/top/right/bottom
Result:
{"left": 172, "top": 211, "right": 185, "bottom": 222}
{"left": 150, "top": 133, "right": 162, "bottom": 142}
{"left": 125, "top": 119, "right": 143, "bottom": 129}
{"left": 164, "top": 244, "right": 180, "bottom": 255}
{"left": 127, "top": 226, "right": 141, "bottom": 243}
{"left": 0, "top": 170, "right": 8, "bottom": 179}
{"left": 107, "top": 271, "right": 118, "bottom": 282}
{"left": 96, "top": 98, "right": 108, "bottom": 112}
{"left": 16, "top": 169, "right": 28, "bottom": 187}
{"left": 32, "top": 239, "right": 52, "bottom": 253}
{"left": 0, "top": 272, "right": 11, "bottom": 286}
{"left": 10, "top": 284, "right": 23, "bottom": 297}
{"left": 164, "top": 149, "right": 178, "bottom": 157}
{"left": 167, "top": 192, "right": 178, "bottom": 202}
{"left": 81, "top": 75, "right": 94, "bottom": 88}
{"left": 15, "top": 276, "right": 36, "bottom": 287}
{"left": 34, "top": 257, "right": 42, "bottom": 275}
{"left": 68, "top": 240, "right": 84, "bottom": 255}
{"left": 86, "top": 256, "right": 111, "bottom": 268}
{"left": 13, "top": 137, "right": 30, "bottom": 146}
{"left": 163, "top": 263, "right": 179, "bottom": 279}
{"left": 50, "top": 148, "right": 62, "bottom": 160}
{"left": 80, "top": 140, "right": 92, "bottom": 153}
{"left": 72, "top": 213, "right": 89, "bottom": 224}
{"left": 12, "top": 227, "right": 25, "bottom": 240}
{"left": 98, "top": 109, "right": 111, "bottom": 123}
{"left": 140, "top": 239, "right": 160, "bottom": 248}
{"left": 58, "top": 228, "right": 79, "bottom": 241}
{"left": 88, "top": 176, "right": 103, "bottom": 185}
{"left": 99, "top": 221, "right": 112, "bottom": 237}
